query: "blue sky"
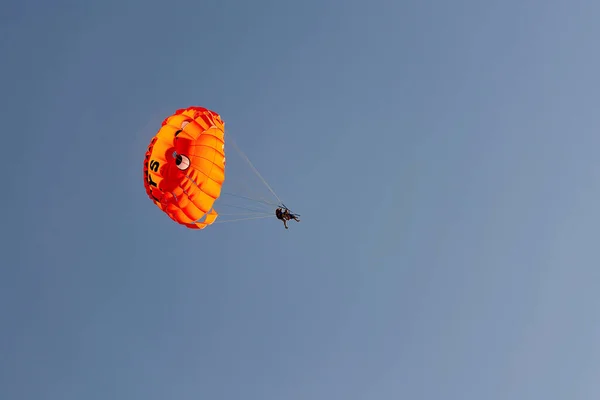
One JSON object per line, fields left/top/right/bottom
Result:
{"left": 2, "top": 0, "right": 600, "bottom": 399}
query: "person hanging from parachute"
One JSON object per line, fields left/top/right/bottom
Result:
{"left": 275, "top": 207, "right": 300, "bottom": 229}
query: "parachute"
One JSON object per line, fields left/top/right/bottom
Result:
{"left": 143, "top": 106, "right": 225, "bottom": 229}
{"left": 143, "top": 106, "right": 296, "bottom": 229}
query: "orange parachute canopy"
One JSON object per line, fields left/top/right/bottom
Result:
{"left": 143, "top": 106, "right": 226, "bottom": 229}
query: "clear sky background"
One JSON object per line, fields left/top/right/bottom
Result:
{"left": 2, "top": 1, "right": 600, "bottom": 399}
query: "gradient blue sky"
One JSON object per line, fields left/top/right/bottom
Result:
{"left": 3, "top": 1, "right": 600, "bottom": 399}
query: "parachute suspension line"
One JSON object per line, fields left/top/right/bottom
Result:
{"left": 227, "top": 133, "right": 284, "bottom": 206}
{"left": 213, "top": 215, "right": 274, "bottom": 224}
{"left": 221, "top": 192, "right": 280, "bottom": 208}
{"left": 215, "top": 202, "right": 272, "bottom": 214}
{"left": 221, "top": 192, "right": 278, "bottom": 212}
{"left": 218, "top": 212, "right": 274, "bottom": 216}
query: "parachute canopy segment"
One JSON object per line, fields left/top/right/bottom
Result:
{"left": 143, "top": 106, "right": 226, "bottom": 229}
